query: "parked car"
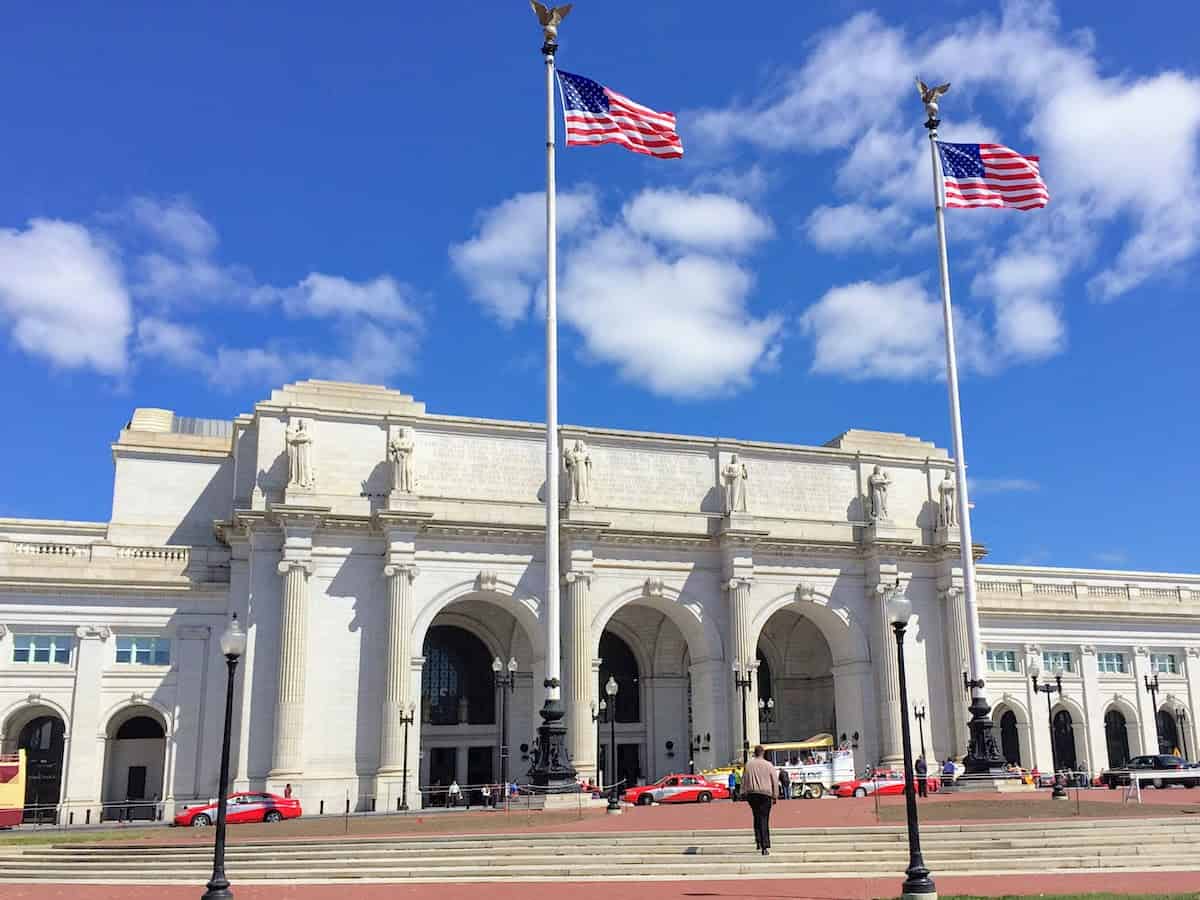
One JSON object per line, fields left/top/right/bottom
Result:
{"left": 623, "top": 774, "right": 730, "bottom": 806}
{"left": 1102, "top": 755, "right": 1199, "bottom": 789}
{"left": 174, "top": 792, "right": 302, "bottom": 827}
{"left": 834, "top": 767, "right": 941, "bottom": 798}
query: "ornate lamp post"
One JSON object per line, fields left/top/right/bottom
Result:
{"left": 605, "top": 676, "right": 621, "bottom": 813}
{"left": 398, "top": 702, "right": 415, "bottom": 811}
{"left": 914, "top": 703, "right": 928, "bottom": 761}
{"left": 732, "top": 660, "right": 755, "bottom": 765}
{"left": 1030, "top": 661, "right": 1067, "bottom": 799}
{"left": 758, "top": 697, "right": 775, "bottom": 744}
{"left": 202, "top": 613, "right": 247, "bottom": 900}
{"left": 493, "top": 656, "right": 518, "bottom": 805}
{"left": 1144, "top": 674, "right": 1163, "bottom": 753}
{"left": 1177, "top": 707, "right": 1190, "bottom": 760}
{"left": 591, "top": 700, "right": 607, "bottom": 786}
{"left": 886, "top": 584, "right": 936, "bottom": 899}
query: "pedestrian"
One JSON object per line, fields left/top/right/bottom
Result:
{"left": 727, "top": 770, "right": 737, "bottom": 801}
{"left": 447, "top": 779, "right": 461, "bottom": 808}
{"left": 915, "top": 756, "right": 928, "bottom": 798}
{"left": 283, "top": 783, "right": 292, "bottom": 799}
{"left": 778, "top": 766, "right": 791, "bottom": 800}
{"left": 743, "top": 746, "right": 779, "bottom": 856}
{"left": 941, "top": 757, "right": 956, "bottom": 787}
{"left": 480, "top": 783, "right": 492, "bottom": 808}
{"left": 733, "top": 767, "right": 743, "bottom": 802}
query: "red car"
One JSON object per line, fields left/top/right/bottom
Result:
{"left": 834, "top": 769, "right": 940, "bottom": 798}
{"left": 623, "top": 774, "right": 730, "bottom": 806}
{"left": 174, "top": 792, "right": 302, "bottom": 827}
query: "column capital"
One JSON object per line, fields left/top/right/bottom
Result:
{"left": 1133, "top": 644, "right": 1151, "bottom": 657}
{"left": 564, "top": 570, "right": 592, "bottom": 586}
{"left": 1186, "top": 646, "right": 1200, "bottom": 659}
{"left": 725, "top": 576, "right": 753, "bottom": 592}
{"left": 1079, "top": 643, "right": 1097, "bottom": 656}
{"left": 383, "top": 563, "right": 419, "bottom": 581}
{"left": 75, "top": 625, "right": 111, "bottom": 641}
{"left": 277, "top": 559, "right": 313, "bottom": 576}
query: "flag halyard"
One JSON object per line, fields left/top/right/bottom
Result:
{"left": 557, "top": 70, "right": 683, "bottom": 158}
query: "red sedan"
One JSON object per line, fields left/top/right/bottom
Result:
{"left": 623, "top": 774, "right": 730, "bottom": 806}
{"left": 834, "top": 769, "right": 940, "bottom": 798}
{"left": 174, "top": 792, "right": 302, "bottom": 827}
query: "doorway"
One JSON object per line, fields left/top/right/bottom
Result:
{"left": 427, "top": 746, "right": 457, "bottom": 801}
{"left": 1052, "top": 709, "right": 1078, "bottom": 771}
{"left": 617, "top": 743, "right": 642, "bottom": 788}
{"left": 17, "top": 716, "right": 64, "bottom": 824}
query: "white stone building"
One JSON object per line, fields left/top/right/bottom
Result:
{"left": 1, "top": 380, "right": 1197, "bottom": 818}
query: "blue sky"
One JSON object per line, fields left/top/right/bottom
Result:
{"left": 1, "top": 1, "right": 1198, "bottom": 573}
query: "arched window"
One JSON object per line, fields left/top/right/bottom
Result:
{"left": 1158, "top": 710, "right": 1180, "bottom": 756}
{"left": 1052, "top": 709, "right": 1077, "bottom": 771}
{"left": 756, "top": 649, "right": 772, "bottom": 701}
{"left": 1105, "top": 709, "right": 1130, "bottom": 768}
{"left": 421, "top": 626, "right": 496, "bottom": 726}
{"left": 598, "top": 631, "right": 640, "bottom": 723}
{"left": 999, "top": 710, "right": 1020, "bottom": 765}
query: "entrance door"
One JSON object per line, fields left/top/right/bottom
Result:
{"left": 428, "top": 747, "right": 457, "bottom": 804}
{"left": 467, "top": 746, "right": 493, "bottom": 803}
{"left": 999, "top": 711, "right": 1020, "bottom": 765}
{"left": 18, "top": 716, "right": 64, "bottom": 824}
{"left": 1052, "top": 710, "right": 1077, "bottom": 771}
{"left": 616, "top": 743, "right": 642, "bottom": 788}
{"left": 1105, "top": 710, "right": 1130, "bottom": 768}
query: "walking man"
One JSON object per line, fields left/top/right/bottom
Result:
{"left": 778, "top": 766, "right": 790, "bottom": 800}
{"left": 915, "top": 756, "right": 928, "bottom": 798}
{"left": 743, "top": 746, "right": 779, "bottom": 856}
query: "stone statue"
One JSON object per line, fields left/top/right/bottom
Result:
{"left": 562, "top": 440, "right": 592, "bottom": 504}
{"left": 286, "top": 419, "right": 314, "bottom": 490}
{"left": 868, "top": 465, "right": 890, "bottom": 521}
{"left": 938, "top": 471, "right": 957, "bottom": 528}
{"left": 722, "top": 454, "right": 748, "bottom": 514}
{"left": 389, "top": 426, "right": 416, "bottom": 494}
{"left": 916, "top": 78, "right": 950, "bottom": 121}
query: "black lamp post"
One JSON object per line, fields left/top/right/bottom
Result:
{"left": 1177, "top": 707, "right": 1190, "bottom": 760}
{"left": 202, "top": 613, "right": 247, "bottom": 900}
{"left": 886, "top": 584, "right": 936, "bottom": 898}
{"left": 1144, "top": 674, "right": 1163, "bottom": 752}
{"left": 493, "top": 656, "right": 517, "bottom": 804}
{"left": 732, "top": 659, "right": 754, "bottom": 765}
{"left": 758, "top": 697, "right": 775, "bottom": 744}
{"left": 605, "top": 676, "right": 621, "bottom": 813}
{"left": 1030, "top": 661, "right": 1067, "bottom": 799}
{"left": 591, "top": 699, "right": 607, "bottom": 787}
{"left": 398, "top": 703, "right": 415, "bottom": 811}
{"left": 913, "top": 702, "right": 927, "bottom": 761}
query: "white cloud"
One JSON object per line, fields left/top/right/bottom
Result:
{"left": 805, "top": 203, "right": 914, "bottom": 253}
{"left": 800, "top": 277, "right": 994, "bottom": 380}
{"left": 968, "top": 477, "right": 1040, "bottom": 495}
{"left": 972, "top": 252, "right": 1066, "bottom": 360}
{"left": 268, "top": 273, "right": 422, "bottom": 324}
{"left": 449, "top": 190, "right": 597, "bottom": 324}
{"left": 622, "top": 190, "right": 773, "bottom": 251}
{"left": 136, "top": 317, "right": 209, "bottom": 369}
{"left": 126, "top": 196, "right": 219, "bottom": 257}
{"left": 0, "top": 218, "right": 131, "bottom": 374}
{"left": 690, "top": 164, "right": 770, "bottom": 199}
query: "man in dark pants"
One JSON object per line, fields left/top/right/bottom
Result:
{"left": 742, "top": 745, "right": 779, "bottom": 855}
{"left": 915, "top": 756, "right": 928, "bottom": 798}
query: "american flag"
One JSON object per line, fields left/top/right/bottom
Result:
{"left": 937, "top": 142, "right": 1048, "bottom": 210}
{"left": 557, "top": 70, "right": 683, "bottom": 159}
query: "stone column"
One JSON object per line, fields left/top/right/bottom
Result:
{"left": 62, "top": 625, "right": 110, "bottom": 822}
{"left": 379, "top": 563, "right": 418, "bottom": 774}
{"left": 172, "top": 625, "right": 212, "bottom": 803}
{"left": 563, "top": 570, "right": 595, "bottom": 779}
{"left": 1023, "top": 644, "right": 1052, "bottom": 772}
{"left": 271, "top": 559, "right": 312, "bottom": 777}
{"left": 872, "top": 583, "right": 904, "bottom": 767}
{"left": 1132, "top": 646, "right": 1159, "bottom": 754}
{"left": 1078, "top": 644, "right": 1105, "bottom": 775}
{"left": 1185, "top": 648, "right": 1200, "bottom": 760}
{"left": 726, "top": 576, "right": 760, "bottom": 753}
{"left": 940, "top": 587, "right": 970, "bottom": 759}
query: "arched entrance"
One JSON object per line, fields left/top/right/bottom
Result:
{"left": 999, "top": 710, "right": 1020, "bottom": 766}
{"left": 14, "top": 714, "right": 65, "bottom": 823}
{"left": 756, "top": 610, "right": 835, "bottom": 744}
{"left": 1052, "top": 709, "right": 1078, "bottom": 772}
{"left": 102, "top": 709, "right": 168, "bottom": 821}
{"left": 1158, "top": 710, "right": 1181, "bottom": 756}
{"left": 1105, "top": 709, "right": 1131, "bottom": 768}
{"left": 597, "top": 628, "right": 644, "bottom": 789}
{"left": 417, "top": 593, "right": 538, "bottom": 806}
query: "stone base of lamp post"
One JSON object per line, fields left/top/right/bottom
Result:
{"left": 528, "top": 693, "right": 578, "bottom": 793}
{"left": 962, "top": 694, "right": 1006, "bottom": 775}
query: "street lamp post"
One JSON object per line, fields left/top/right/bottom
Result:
{"left": 758, "top": 697, "right": 775, "bottom": 744}
{"left": 202, "top": 613, "right": 247, "bottom": 900}
{"left": 1177, "top": 707, "right": 1190, "bottom": 760}
{"left": 591, "top": 699, "right": 607, "bottom": 787}
{"left": 914, "top": 703, "right": 928, "bottom": 761}
{"left": 732, "top": 660, "right": 755, "bottom": 765}
{"left": 886, "top": 584, "right": 936, "bottom": 899}
{"left": 493, "top": 656, "right": 518, "bottom": 805}
{"left": 605, "top": 676, "right": 621, "bottom": 813}
{"left": 1144, "top": 674, "right": 1163, "bottom": 753}
{"left": 398, "top": 703, "right": 415, "bottom": 811}
{"left": 1030, "top": 662, "right": 1067, "bottom": 799}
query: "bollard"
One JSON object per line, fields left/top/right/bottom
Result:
{"left": 69, "top": 811, "right": 74, "bottom": 826}
{"left": 85, "top": 809, "right": 91, "bottom": 825}
{"left": 319, "top": 800, "right": 325, "bottom": 815}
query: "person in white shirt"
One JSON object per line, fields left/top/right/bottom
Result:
{"left": 447, "top": 780, "right": 461, "bottom": 807}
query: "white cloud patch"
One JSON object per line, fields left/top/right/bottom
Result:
{"left": 126, "top": 196, "right": 219, "bottom": 257}
{"left": 453, "top": 188, "right": 782, "bottom": 397}
{"left": 805, "top": 203, "right": 914, "bottom": 253}
{"left": 968, "top": 477, "right": 1041, "bottom": 495}
{"left": 0, "top": 218, "right": 132, "bottom": 374}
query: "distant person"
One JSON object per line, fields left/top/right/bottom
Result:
{"left": 742, "top": 746, "right": 779, "bottom": 856}
{"left": 727, "top": 771, "right": 737, "bottom": 801}
{"left": 941, "top": 757, "right": 956, "bottom": 786}
{"left": 480, "top": 784, "right": 492, "bottom": 808}
{"left": 915, "top": 757, "right": 928, "bottom": 798}
{"left": 283, "top": 783, "right": 293, "bottom": 799}
{"left": 447, "top": 780, "right": 461, "bottom": 808}
{"left": 778, "top": 766, "right": 791, "bottom": 800}
{"left": 733, "top": 767, "right": 743, "bottom": 802}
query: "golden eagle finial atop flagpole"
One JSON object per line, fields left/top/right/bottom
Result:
{"left": 531, "top": 1, "right": 573, "bottom": 54}
{"left": 916, "top": 78, "right": 951, "bottom": 129}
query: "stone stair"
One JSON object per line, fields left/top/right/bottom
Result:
{"left": 2, "top": 818, "right": 1199, "bottom": 883}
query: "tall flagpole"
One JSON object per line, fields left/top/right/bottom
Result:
{"left": 529, "top": 1, "right": 576, "bottom": 792}
{"left": 920, "top": 81, "right": 1004, "bottom": 776}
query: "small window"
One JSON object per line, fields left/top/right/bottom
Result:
{"left": 986, "top": 650, "right": 1018, "bottom": 673}
{"left": 1042, "top": 651, "right": 1073, "bottom": 673}
{"left": 1150, "top": 653, "right": 1178, "bottom": 674}
{"left": 115, "top": 636, "right": 171, "bottom": 666}
{"left": 12, "top": 634, "right": 72, "bottom": 664}
{"left": 1097, "top": 652, "right": 1126, "bottom": 674}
